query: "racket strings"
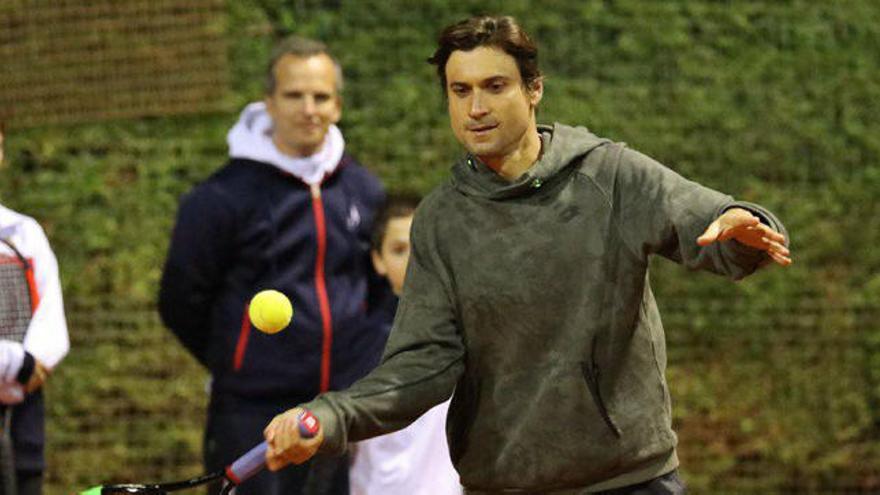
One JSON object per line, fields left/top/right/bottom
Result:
{"left": 0, "top": 260, "right": 32, "bottom": 343}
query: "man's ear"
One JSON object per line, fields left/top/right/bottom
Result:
{"left": 528, "top": 77, "right": 544, "bottom": 108}
{"left": 371, "top": 250, "right": 387, "bottom": 276}
{"left": 330, "top": 93, "right": 343, "bottom": 125}
{"left": 264, "top": 94, "right": 277, "bottom": 119}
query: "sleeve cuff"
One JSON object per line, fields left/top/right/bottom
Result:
{"left": 723, "top": 204, "right": 769, "bottom": 226}
{"left": 720, "top": 201, "right": 784, "bottom": 273}
{"left": 305, "top": 396, "right": 347, "bottom": 456}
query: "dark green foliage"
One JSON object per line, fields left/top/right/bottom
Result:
{"left": 0, "top": 1, "right": 878, "bottom": 493}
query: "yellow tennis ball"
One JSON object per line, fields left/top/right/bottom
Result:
{"left": 248, "top": 290, "right": 293, "bottom": 334}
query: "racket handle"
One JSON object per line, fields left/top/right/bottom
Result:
{"left": 224, "top": 410, "right": 320, "bottom": 485}
{"left": 225, "top": 442, "right": 267, "bottom": 485}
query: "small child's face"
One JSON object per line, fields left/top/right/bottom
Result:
{"left": 372, "top": 214, "right": 414, "bottom": 296}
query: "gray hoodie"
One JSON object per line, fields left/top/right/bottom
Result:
{"left": 305, "top": 123, "right": 786, "bottom": 493}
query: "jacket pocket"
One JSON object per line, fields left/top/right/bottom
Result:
{"left": 460, "top": 364, "right": 628, "bottom": 488}
{"left": 581, "top": 361, "right": 622, "bottom": 438}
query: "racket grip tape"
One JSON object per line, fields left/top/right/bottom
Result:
{"left": 224, "top": 409, "right": 320, "bottom": 485}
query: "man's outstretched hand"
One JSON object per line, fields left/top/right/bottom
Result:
{"left": 697, "top": 208, "right": 792, "bottom": 266}
{"left": 264, "top": 407, "right": 324, "bottom": 471}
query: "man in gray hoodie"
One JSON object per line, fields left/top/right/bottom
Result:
{"left": 262, "top": 15, "right": 791, "bottom": 494}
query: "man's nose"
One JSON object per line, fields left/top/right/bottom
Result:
{"left": 302, "top": 96, "right": 316, "bottom": 115}
{"left": 468, "top": 92, "right": 489, "bottom": 119}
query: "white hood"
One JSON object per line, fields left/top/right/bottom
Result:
{"left": 0, "top": 204, "right": 27, "bottom": 238}
{"left": 226, "top": 102, "right": 345, "bottom": 185}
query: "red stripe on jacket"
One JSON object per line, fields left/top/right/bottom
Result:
{"left": 233, "top": 304, "right": 251, "bottom": 371}
{"left": 311, "top": 184, "right": 334, "bottom": 392}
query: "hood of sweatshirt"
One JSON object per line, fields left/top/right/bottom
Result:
{"left": 0, "top": 204, "right": 28, "bottom": 238}
{"left": 451, "top": 123, "right": 609, "bottom": 200}
{"left": 226, "top": 102, "right": 345, "bottom": 185}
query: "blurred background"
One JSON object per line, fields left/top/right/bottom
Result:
{"left": 0, "top": 0, "right": 878, "bottom": 493}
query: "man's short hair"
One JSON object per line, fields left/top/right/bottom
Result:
{"left": 265, "top": 36, "right": 344, "bottom": 95}
{"left": 428, "top": 15, "right": 541, "bottom": 95}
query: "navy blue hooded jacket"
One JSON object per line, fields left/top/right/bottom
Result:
{"left": 159, "top": 154, "right": 389, "bottom": 408}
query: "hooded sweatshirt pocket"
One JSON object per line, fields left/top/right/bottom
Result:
{"left": 459, "top": 363, "right": 628, "bottom": 488}
{"left": 581, "top": 361, "right": 622, "bottom": 438}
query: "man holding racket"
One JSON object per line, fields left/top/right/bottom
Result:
{"left": 159, "top": 37, "right": 388, "bottom": 494}
{"left": 0, "top": 127, "right": 71, "bottom": 495}
{"left": 263, "top": 15, "right": 792, "bottom": 494}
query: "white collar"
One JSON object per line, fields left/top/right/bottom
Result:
{"left": 227, "top": 102, "right": 345, "bottom": 185}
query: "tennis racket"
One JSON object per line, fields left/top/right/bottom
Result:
{"left": 82, "top": 410, "right": 320, "bottom": 494}
{"left": 0, "top": 237, "right": 38, "bottom": 495}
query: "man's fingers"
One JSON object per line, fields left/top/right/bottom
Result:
{"left": 769, "top": 250, "right": 792, "bottom": 266}
{"left": 762, "top": 227, "right": 786, "bottom": 244}
{"left": 264, "top": 407, "right": 324, "bottom": 471}
{"left": 265, "top": 417, "right": 280, "bottom": 443}
{"left": 766, "top": 239, "right": 792, "bottom": 266}
{"left": 277, "top": 413, "right": 301, "bottom": 452}
{"left": 765, "top": 239, "right": 790, "bottom": 256}
{"left": 265, "top": 408, "right": 302, "bottom": 470}
{"left": 698, "top": 209, "right": 791, "bottom": 266}
{"left": 751, "top": 222, "right": 786, "bottom": 244}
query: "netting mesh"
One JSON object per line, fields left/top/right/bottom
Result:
{"left": 46, "top": 301, "right": 880, "bottom": 494}
{"left": 48, "top": 301, "right": 208, "bottom": 492}
{"left": 1, "top": 1, "right": 877, "bottom": 493}
{"left": 0, "top": 0, "right": 228, "bottom": 128}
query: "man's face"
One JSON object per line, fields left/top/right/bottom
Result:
{"left": 445, "top": 46, "right": 542, "bottom": 162}
{"left": 265, "top": 53, "right": 342, "bottom": 157}
{"left": 371, "top": 214, "right": 414, "bottom": 296}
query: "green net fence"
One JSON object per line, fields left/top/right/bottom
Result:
{"left": 0, "top": 0, "right": 878, "bottom": 493}
{"left": 45, "top": 300, "right": 880, "bottom": 494}
{"left": 0, "top": 0, "right": 228, "bottom": 128}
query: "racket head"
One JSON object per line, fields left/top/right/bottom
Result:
{"left": 94, "top": 469, "right": 222, "bottom": 493}
{"left": 95, "top": 484, "right": 168, "bottom": 494}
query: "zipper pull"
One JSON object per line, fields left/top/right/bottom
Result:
{"left": 310, "top": 183, "right": 322, "bottom": 199}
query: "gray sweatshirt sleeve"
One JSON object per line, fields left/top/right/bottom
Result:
{"left": 303, "top": 206, "right": 466, "bottom": 455}
{"left": 610, "top": 146, "right": 787, "bottom": 279}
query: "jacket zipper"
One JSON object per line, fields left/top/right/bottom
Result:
{"left": 233, "top": 304, "right": 251, "bottom": 371}
{"left": 311, "top": 183, "right": 334, "bottom": 392}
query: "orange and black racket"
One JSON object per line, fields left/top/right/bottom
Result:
{"left": 0, "top": 237, "right": 38, "bottom": 495}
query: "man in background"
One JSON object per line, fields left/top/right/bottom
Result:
{"left": 0, "top": 126, "right": 71, "bottom": 495}
{"left": 159, "top": 37, "right": 387, "bottom": 495}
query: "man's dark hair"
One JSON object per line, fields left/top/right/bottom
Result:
{"left": 428, "top": 15, "right": 541, "bottom": 94}
{"left": 265, "top": 36, "right": 344, "bottom": 95}
{"left": 371, "top": 193, "right": 422, "bottom": 252}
